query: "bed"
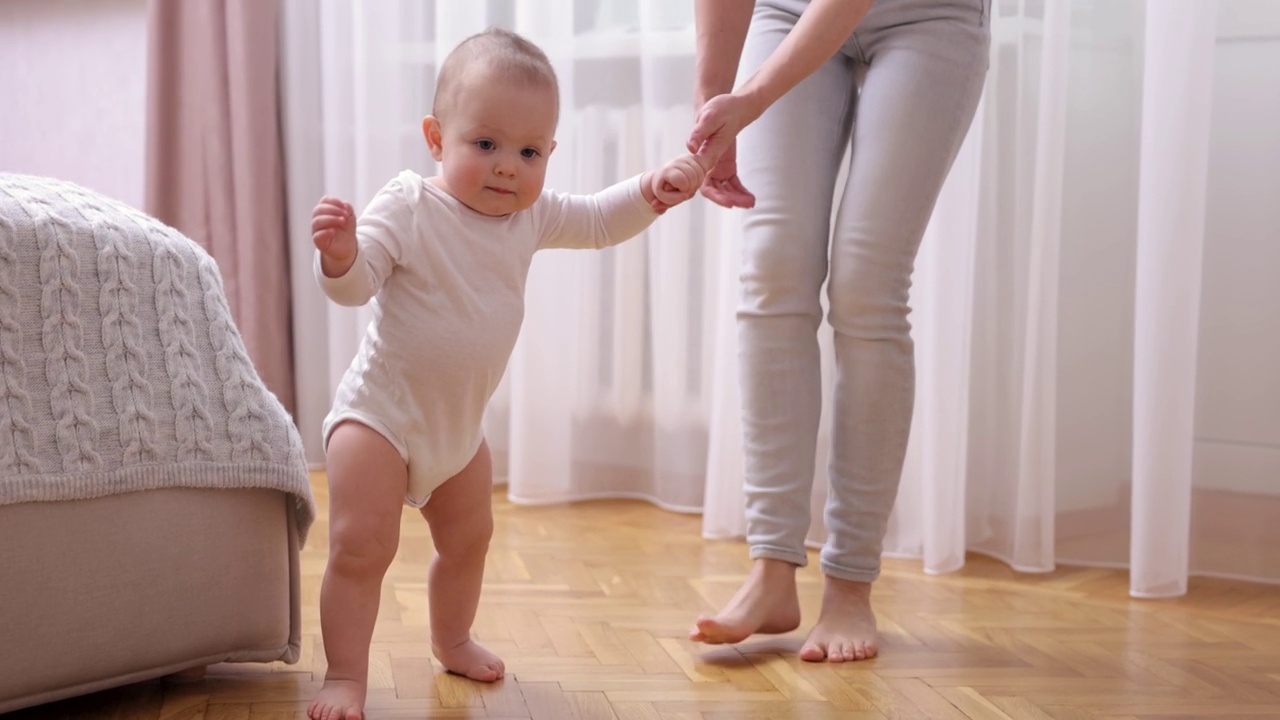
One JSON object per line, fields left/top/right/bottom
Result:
{"left": 0, "top": 174, "right": 315, "bottom": 713}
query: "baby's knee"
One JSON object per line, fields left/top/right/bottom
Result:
{"left": 330, "top": 516, "right": 399, "bottom": 575}
{"left": 434, "top": 517, "right": 493, "bottom": 561}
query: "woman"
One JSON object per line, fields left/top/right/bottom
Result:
{"left": 689, "top": 0, "right": 990, "bottom": 662}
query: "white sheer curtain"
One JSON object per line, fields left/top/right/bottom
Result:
{"left": 282, "top": 0, "right": 1280, "bottom": 598}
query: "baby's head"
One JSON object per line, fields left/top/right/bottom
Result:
{"left": 423, "top": 28, "right": 560, "bottom": 217}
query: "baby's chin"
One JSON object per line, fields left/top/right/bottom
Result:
{"left": 466, "top": 191, "right": 538, "bottom": 217}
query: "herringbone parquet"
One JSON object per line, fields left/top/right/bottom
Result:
{"left": 12, "top": 471, "right": 1280, "bottom": 719}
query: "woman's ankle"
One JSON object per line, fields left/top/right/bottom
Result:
{"left": 751, "top": 556, "right": 800, "bottom": 574}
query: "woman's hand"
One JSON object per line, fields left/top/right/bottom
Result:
{"left": 698, "top": 140, "right": 755, "bottom": 209}
{"left": 688, "top": 94, "right": 758, "bottom": 209}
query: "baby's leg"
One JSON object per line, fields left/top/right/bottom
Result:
{"left": 309, "top": 421, "right": 408, "bottom": 720}
{"left": 420, "top": 440, "right": 504, "bottom": 682}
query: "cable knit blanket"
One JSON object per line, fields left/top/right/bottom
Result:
{"left": 0, "top": 174, "right": 314, "bottom": 542}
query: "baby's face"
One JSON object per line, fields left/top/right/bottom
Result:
{"left": 431, "top": 77, "right": 558, "bottom": 217}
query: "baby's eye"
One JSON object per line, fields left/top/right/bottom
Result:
{"left": 521, "top": 147, "right": 540, "bottom": 159}
{"left": 475, "top": 139, "right": 495, "bottom": 151}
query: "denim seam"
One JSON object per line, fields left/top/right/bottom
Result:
{"left": 819, "top": 558, "right": 881, "bottom": 584}
{"left": 750, "top": 545, "right": 810, "bottom": 567}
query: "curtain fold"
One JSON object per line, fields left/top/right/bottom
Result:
{"left": 145, "top": 0, "right": 295, "bottom": 414}
{"left": 282, "top": 0, "right": 1280, "bottom": 597}
{"left": 1130, "top": 0, "right": 1219, "bottom": 599}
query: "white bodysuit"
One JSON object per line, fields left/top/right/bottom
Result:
{"left": 317, "top": 170, "right": 658, "bottom": 506}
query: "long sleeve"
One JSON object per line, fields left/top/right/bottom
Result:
{"left": 536, "top": 174, "right": 659, "bottom": 251}
{"left": 314, "top": 246, "right": 379, "bottom": 307}
{"left": 314, "top": 172, "right": 418, "bottom": 306}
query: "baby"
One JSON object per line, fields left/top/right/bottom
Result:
{"left": 307, "top": 27, "right": 705, "bottom": 720}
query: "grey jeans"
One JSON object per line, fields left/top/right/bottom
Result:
{"left": 736, "top": 0, "right": 990, "bottom": 582}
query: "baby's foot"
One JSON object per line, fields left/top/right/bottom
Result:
{"left": 307, "top": 677, "right": 365, "bottom": 720}
{"left": 433, "top": 638, "right": 505, "bottom": 682}
{"left": 798, "top": 576, "right": 878, "bottom": 662}
{"left": 690, "top": 558, "right": 801, "bottom": 644}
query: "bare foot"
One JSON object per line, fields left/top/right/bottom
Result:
{"left": 433, "top": 638, "right": 505, "bottom": 682}
{"left": 308, "top": 677, "right": 365, "bottom": 720}
{"left": 799, "top": 576, "right": 878, "bottom": 662}
{"left": 689, "top": 558, "right": 802, "bottom": 644}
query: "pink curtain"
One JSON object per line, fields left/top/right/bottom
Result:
{"left": 145, "top": 0, "right": 295, "bottom": 415}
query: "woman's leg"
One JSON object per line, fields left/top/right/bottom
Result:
{"left": 309, "top": 421, "right": 409, "bottom": 720}
{"left": 692, "top": 0, "right": 858, "bottom": 644}
{"left": 420, "top": 440, "right": 504, "bottom": 682}
{"left": 813, "top": 1, "right": 989, "bottom": 661}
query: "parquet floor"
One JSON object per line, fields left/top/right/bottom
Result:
{"left": 11, "top": 471, "right": 1280, "bottom": 719}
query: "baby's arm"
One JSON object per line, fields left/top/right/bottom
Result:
{"left": 312, "top": 175, "right": 413, "bottom": 306}
{"left": 313, "top": 196, "right": 358, "bottom": 278}
{"left": 643, "top": 154, "right": 710, "bottom": 213}
{"left": 312, "top": 200, "right": 382, "bottom": 307}
{"left": 538, "top": 155, "right": 709, "bottom": 251}
{"left": 538, "top": 177, "right": 659, "bottom": 251}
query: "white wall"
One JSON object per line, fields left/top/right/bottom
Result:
{"left": 0, "top": 0, "right": 149, "bottom": 210}
{"left": 1194, "top": 0, "right": 1280, "bottom": 495}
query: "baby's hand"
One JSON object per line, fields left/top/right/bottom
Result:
{"left": 650, "top": 154, "right": 709, "bottom": 212}
{"left": 312, "top": 196, "right": 357, "bottom": 275}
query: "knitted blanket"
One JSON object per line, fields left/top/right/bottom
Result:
{"left": 0, "top": 174, "right": 314, "bottom": 543}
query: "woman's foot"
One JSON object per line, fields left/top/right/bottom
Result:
{"left": 433, "top": 638, "right": 505, "bottom": 682}
{"left": 798, "top": 576, "right": 878, "bottom": 662}
{"left": 307, "top": 677, "right": 366, "bottom": 720}
{"left": 690, "top": 558, "right": 802, "bottom": 644}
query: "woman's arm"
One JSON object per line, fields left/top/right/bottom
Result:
{"left": 693, "top": 0, "right": 755, "bottom": 108}
{"left": 691, "top": 0, "right": 755, "bottom": 207}
{"left": 734, "top": 0, "right": 872, "bottom": 123}
{"left": 690, "top": 0, "right": 873, "bottom": 171}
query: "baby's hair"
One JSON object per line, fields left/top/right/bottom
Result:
{"left": 433, "top": 27, "right": 560, "bottom": 124}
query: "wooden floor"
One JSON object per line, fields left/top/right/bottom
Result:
{"left": 14, "top": 471, "right": 1280, "bottom": 720}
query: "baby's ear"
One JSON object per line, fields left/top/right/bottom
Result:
{"left": 548, "top": 139, "right": 557, "bottom": 157}
{"left": 422, "top": 116, "right": 445, "bottom": 160}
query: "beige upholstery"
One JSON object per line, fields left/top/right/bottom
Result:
{"left": 0, "top": 489, "right": 302, "bottom": 713}
{"left": 0, "top": 174, "right": 314, "bottom": 713}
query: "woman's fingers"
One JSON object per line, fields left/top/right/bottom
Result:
{"left": 700, "top": 174, "right": 756, "bottom": 209}
{"left": 688, "top": 101, "right": 727, "bottom": 156}
{"left": 723, "top": 175, "right": 756, "bottom": 208}
{"left": 695, "top": 132, "right": 736, "bottom": 169}
{"left": 689, "top": 94, "right": 747, "bottom": 167}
